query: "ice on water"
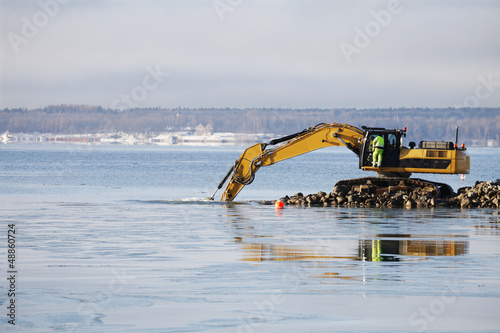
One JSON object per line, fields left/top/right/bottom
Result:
{"left": 1, "top": 145, "right": 499, "bottom": 332}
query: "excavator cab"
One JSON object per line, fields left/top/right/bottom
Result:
{"left": 359, "top": 126, "right": 470, "bottom": 177}
{"left": 359, "top": 127, "right": 405, "bottom": 169}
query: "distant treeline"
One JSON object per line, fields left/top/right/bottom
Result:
{"left": 1, "top": 105, "right": 499, "bottom": 145}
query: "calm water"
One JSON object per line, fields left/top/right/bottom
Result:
{"left": 1, "top": 144, "right": 499, "bottom": 332}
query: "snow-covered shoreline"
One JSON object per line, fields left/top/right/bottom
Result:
{"left": 0, "top": 131, "right": 274, "bottom": 146}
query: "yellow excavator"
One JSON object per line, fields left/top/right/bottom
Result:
{"left": 211, "top": 123, "right": 470, "bottom": 201}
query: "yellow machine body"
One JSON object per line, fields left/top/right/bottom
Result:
{"left": 214, "top": 123, "right": 470, "bottom": 202}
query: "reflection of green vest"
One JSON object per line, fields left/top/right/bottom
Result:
{"left": 374, "top": 136, "right": 384, "bottom": 149}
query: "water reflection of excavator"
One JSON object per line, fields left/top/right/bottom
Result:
{"left": 212, "top": 123, "right": 470, "bottom": 201}
{"left": 238, "top": 235, "right": 468, "bottom": 263}
{"left": 359, "top": 234, "right": 468, "bottom": 262}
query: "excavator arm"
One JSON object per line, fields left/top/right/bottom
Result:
{"left": 213, "top": 123, "right": 365, "bottom": 201}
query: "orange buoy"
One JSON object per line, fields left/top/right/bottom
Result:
{"left": 275, "top": 200, "right": 284, "bottom": 209}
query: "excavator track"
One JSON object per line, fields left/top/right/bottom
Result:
{"left": 334, "top": 177, "right": 455, "bottom": 198}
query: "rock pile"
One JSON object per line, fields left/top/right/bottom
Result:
{"left": 278, "top": 180, "right": 500, "bottom": 209}
{"left": 450, "top": 180, "right": 500, "bottom": 209}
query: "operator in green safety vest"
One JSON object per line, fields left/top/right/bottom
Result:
{"left": 371, "top": 135, "right": 385, "bottom": 168}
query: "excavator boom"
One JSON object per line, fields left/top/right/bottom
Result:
{"left": 216, "top": 123, "right": 364, "bottom": 201}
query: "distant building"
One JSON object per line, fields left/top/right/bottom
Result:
{"left": 195, "top": 124, "right": 213, "bottom": 136}
{"left": 205, "top": 124, "right": 213, "bottom": 135}
{"left": 487, "top": 139, "right": 499, "bottom": 147}
{"left": 195, "top": 124, "right": 205, "bottom": 136}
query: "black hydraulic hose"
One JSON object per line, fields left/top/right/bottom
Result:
{"left": 331, "top": 133, "right": 361, "bottom": 156}
{"left": 269, "top": 124, "right": 324, "bottom": 145}
{"left": 217, "top": 162, "right": 236, "bottom": 190}
{"left": 269, "top": 131, "right": 306, "bottom": 145}
{"left": 234, "top": 158, "right": 261, "bottom": 185}
{"left": 209, "top": 162, "right": 236, "bottom": 200}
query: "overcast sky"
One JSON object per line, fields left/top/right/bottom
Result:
{"left": 1, "top": 0, "right": 499, "bottom": 109}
